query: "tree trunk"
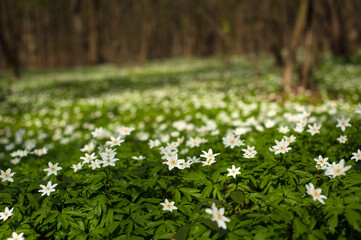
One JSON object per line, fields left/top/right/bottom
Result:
{"left": 300, "top": 27, "right": 313, "bottom": 90}
{"left": 0, "top": 1, "right": 21, "bottom": 77}
{"left": 138, "top": 0, "right": 153, "bottom": 64}
{"left": 327, "top": 0, "right": 349, "bottom": 59}
{"left": 271, "top": 45, "right": 284, "bottom": 67}
{"left": 282, "top": 0, "right": 310, "bottom": 93}
{"left": 88, "top": 0, "right": 99, "bottom": 63}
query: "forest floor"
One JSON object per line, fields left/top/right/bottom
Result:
{"left": 0, "top": 56, "right": 361, "bottom": 239}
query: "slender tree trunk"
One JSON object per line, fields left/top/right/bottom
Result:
{"left": 282, "top": 0, "right": 310, "bottom": 93}
{"left": 0, "top": 1, "right": 21, "bottom": 77}
{"left": 300, "top": 27, "right": 313, "bottom": 89}
{"left": 138, "top": 0, "right": 153, "bottom": 63}
{"left": 328, "top": 0, "right": 349, "bottom": 59}
{"left": 271, "top": 45, "right": 284, "bottom": 67}
{"left": 88, "top": 0, "right": 99, "bottom": 63}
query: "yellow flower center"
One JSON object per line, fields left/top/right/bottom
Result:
{"left": 312, "top": 189, "right": 320, "bottom": 198}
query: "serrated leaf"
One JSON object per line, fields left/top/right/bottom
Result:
{"left": 179, "top": 187, "right": 202, "bottom": 199}
{"left": 202, "top": 184, "right": 212, "bottom": 198}
{"left": 26, "top": 193, "right": 40, "bottom": 209}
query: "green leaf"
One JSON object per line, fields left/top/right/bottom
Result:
{"left": 293, "top": 218, "right": 307, "bottom": 238}
{"left": 173, "top": 223, "right": 191, "bottom": 240}
{"left": 58, "top": 214, "right": 70, "bottom": 230}
{"left": 26, "top": 193, "right": 40, "bottom": 209}
{"left": 202, "top": 184, "right": 212, "bottom": 198}
{"left": 260, "top": 175, "right": 271, "bottom": 189}
{"left": 174, "top": 189, "right": 181, "bottom": 203}
{"left": 179, "top": 187, "right": 202, "bottom": 199}
{"left": 345, "top": 207, "right": 361, "bottom": 232}
{"left": 249, "top": 175, "right": 257, "bottom": 188}
{"left": 310, "top": 230, "right": 327, "bottom": 240}
{"left": 106, "top": 221, "right": 120, "bottom": 235}
{"left": 229, "top": 191, "right": 245, "bottom": 205}
{"left": 211, "top": 169, "right": 222, "bottom": 183}
{"left": 77, "top": 220, "right": 85, "bottom": 231}
{"left": 199, "top": 218, "right": 218, "bottom": 231}
{"left": 328, "top": 213, "right": 338, "bottom": 233}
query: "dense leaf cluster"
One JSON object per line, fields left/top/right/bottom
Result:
{"left": 0, "top": 57, "right": 361, "bottom": 239}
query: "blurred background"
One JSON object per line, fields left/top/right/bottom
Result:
{"left": 1, "top": 0, "right": 361, "bottom": 93}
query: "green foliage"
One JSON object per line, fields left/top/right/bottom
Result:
{"left": 0, "top": 57, "right": 361, "bottom": 239}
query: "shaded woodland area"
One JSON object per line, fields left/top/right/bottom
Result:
{"left": 1, "top": 0, "right": 361, "bottom": 91}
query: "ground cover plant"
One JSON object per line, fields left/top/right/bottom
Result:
{"left": 0, "top": 56, "right": 361, "bottom": 239}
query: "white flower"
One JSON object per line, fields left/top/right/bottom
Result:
{"left": 187, "top": 156, "right": 201, "bottom": 164}
{"left": 300, "top": 111, "right": 310, "bottom": 119}
{"left": 272, "top": 139, "right": 291, "bottom": 155}
{"left": 202, "top": 158, "right": 216, "bottom": 166}
{"left": 336, "top": 117, "right": 351, "bottom": 132}
{"left": 43, "top": 162, "right": 62, "bottom": 177}
{"left": 305, "top": 183, "right": 327, "bottom": 204}
{"left": 176, "top": 137, "right": 185, "bottom": 145}
{"left": 7, "top": 232, "right": 24, "bottom": 240}
{"left": 205, "top": 203, "right": 230, "bottom": 229}
{"left": 71, "top": 163, "right": 83, "bottom": 172}
{"left": 243, "top": 152, "right": 256, "bottom": 159}
{"left": 101, "top": 153, "right": 119, "bottom": 167}
{"left": 0, "top": 207, "right": 14, "bottom": 221}
{"left": 269, "top": 147, "right": 277, "bottom": 153}
{"left": 351, "top": 149, "right": 361, "bottom": 162}
{"left": 90, "top": 159, "right": 102, "bottom": 170}
{"left": 294, "top": 124, "right": 304, "bottom": 133}
{"left": 39, "top": 181, "right": 58, "bottom": 196}
{"left": 160, "top": 146, "right": 177, "bottom": 159}
{"left": 91, "top": 127, "right": 105, "bottom": 138}
{"left": 242, "top": 145, "right": 257, "bottom": 158}
{"left": 186, "top": 137, "right": 202, "bottom": 148}
{"left": 80, "top": 153, "right": 97, "bottom": 164}
{"left": 324, "top": 159, "right": 351, "bottom": 178}
{"left": 167, "top": 142, "right": 179, "bottom": 151}
{"left": 160, "top": 199, "right": 177, "bottom": 212}
{"left": 222, "top": 134, "right": 244, "bottom": 149}
{"left": 314, "top": 155, "right": 328, "bottom": 166}
{"left": 106, "top": 136, "right": 124, "bottom": 147}
{"left": 162, "top": 153, "right": 184, "bottom": 170}
{"left": 316, "top": 164, "right": 327, "bottom": 170}
{"left": 355, "top": 103, "right": 361, "bottom": 114}
{"left": 278, "top": 126, "right": 289, "bottom": 134}
{"left": 284, "top": 135, "right": 296, "bottom": 144}
{"left": 200, "top": 148, "right": 220, "bottom": 161}
{"left": 306, "top": 123, "right": 321, "bottom": 136}
{"left": 132, "top": 155, "right": 146, "bottom": 161}
{"left": 10, "top": 150, "right": 19, "bottom": 158}
{"left": 102, "top": 148, "right": 116, "bottom": 156}
{"left": 180, "top": 148, "right": 189, "bottom": 155}
{"left": 181, "top": 161, "right": 192, "bottom": 169}
{"left": 10, "top": 158, "right": 21, "bottom": 165}
{"left": 148, "top": 139, "right": 161, "bottom": 148}
{"left": 117, "top": 126, "right": 135, "bottom": 136}
{"left": 0, "top": 168, "right": 15, "bottom": 182}
{"left": 227, "top": 165, "right": 241, "bottom": 178}
{"left": 233, "top": 127, "right": 251, "bottom": 136}
{"left": 337, "top": 135, "right": 347, "bottom": 144}
{"left": 80, "top": 142, "right": 95, "bottom": 153}
{"left": 265, "top": 120, "right": 276, "bottom": 128}
{"left": 33, "top": 147, "right": 48, "bottom": 156}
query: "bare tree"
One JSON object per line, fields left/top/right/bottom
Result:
{"left": 282, "top": 0, "right": 310, "bottom": 93}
